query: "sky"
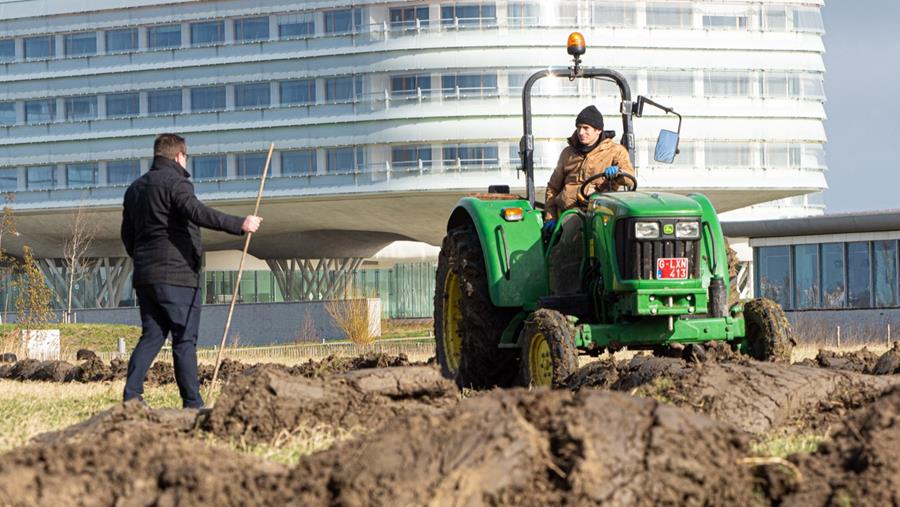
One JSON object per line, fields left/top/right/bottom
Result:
{"left": 822, "top": 1, "right": 900, "bottom": 212}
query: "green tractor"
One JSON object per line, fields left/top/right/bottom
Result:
{"left": 434, "top": 33, "right": 794, "bottom": 388}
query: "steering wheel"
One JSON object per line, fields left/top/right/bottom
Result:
{"left": 578, "top": 171, "right": 638, "bottom": 202}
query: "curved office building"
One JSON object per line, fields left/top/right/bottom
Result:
{"left": 0, "top": 0, "right": 827, "bottom": 307}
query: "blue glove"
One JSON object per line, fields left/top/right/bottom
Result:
{"left": 603, "top": 166, "right": 620, "bottom": 179}
{"left": 542, "top": 220, "right": 557, "bottom": 234}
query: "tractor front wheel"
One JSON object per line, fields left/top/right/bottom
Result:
{"left": 742, "top": 298, "right": 796, "bottom": 362}
{"left": 519, "top": 309, "right": 578, "bottom": 388}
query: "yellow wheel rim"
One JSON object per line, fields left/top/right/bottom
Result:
{"left": 527, "top": 332, "right": 553, "bottom": 387}
{"left": 442, "top": 269, "right": 463, "bottom": 373}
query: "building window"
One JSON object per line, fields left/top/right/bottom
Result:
{"left": 847, "top": 242, "right": 871, "bottom": 308}
{"left": 670, "top": 141, "right": 695, "bottom": 167}
{"left": 325, "top": 76, "right": 362, "bottom": 102}
{"left": 591, "top": 2, "right": 637, "bottom": 28}
{"left": 66, "top": 163, "right": 98, "bottom": 188}
{"left": 281, "top": 150, "right": 316, "bottom": 175}
{"left": 702, "top": 13, "right": 748, "bottom": 30}
{"left": 793, "top": 244, "right": 819, "bottom": 309}
{"left": 873, "top": 240, "right": 897, "bottom": 307}
{"left": 24, "top": 35, "right": 55, "bottom": 60}
{"left": 107, "top": 160, "right": 140, "bottom": 185}
{"left": 705, "top": 143, "right": 751, "bottom": 168}
{"left": 192, "top": 155, "right": 226, "bottom": 180}
{"left": 441, "top": 3, "right": 497, "bottom": 27}
{"left": 0, "top": 168, "right": 16, "bottom": 191}
{"left": 801, "top": 74, "right": 825, "bottom": 100}
{"left": 148, "top": 89, "right": 182, "bottom": 114}
{"left": 235, "top": 83, "right": 271, "bottom": 109}
{"left": 234, "top": 16, "right": 270, "bottom": 42}
{"left": 391, "top": 75, "right": 432, "bottom": 99}
{"left": 0, "top": 102, "right": 15, "bottom": 126}
{"left": 764, "top": 73, "right": 801, "bottom": 99}
{"left": 277, "top": 13, "right": 315, "bottom": 39}
{"left": 236, "top": 152, "right": 268, "bottom": 177}
{"left": 64, "top": 32, "right": 97, "bottom": 56}
{"left": 803, "top": 144, "right": 826, "bottom": 168}
{"left": 106, "top": 93, "right": 140, "bottom": 118}
{"left": 191, "top": 86, "right": 226, "bottom": 112}
{"left": 757, "top": 246, "right": 790, "bottom": 309}
{"left": 442, "top": 144, "right": 499, "bottom": 167}
{"left": 0, "top": 39, "right": 14, "bottom": 62}
{"left": 704, "top": 71, "right": 751, "bottom": 97}
{"left": 765, "top": 143, "right": 801, "bottom": 168}
{"left": 390, "top": 6, "right": 429, "bottom": 30}
{"left": 821, "top": 243, "right": 845, "bottom": 308}
{"left": 26, "top": 166, "right": 56, "bottom": 189}
{"left": 64, "top": 96, "right": 98, "bottom": 121}
{"left": 105, "top": 28, "right": 138, "bottom": 53}
{"left": 191, "top": 20, "right": 225, "bottom": 46}
{"left": 647, "top": 71, "right": 694, "bottom": 96}
{"left": 646, "top": 2, "right": 693, "bottom": 29}
{"left": 25, "top": 99, "right": 56, "bottom": 124}
{"left": 326, "top": 147, "right": 365, "bottom": 173}
{"left": 392, "top": 145, "right": 432, "bottom": 170}
{"left": 792, "top": 7, "right": 824, "bottom": 33}
{"left": 280, "top": 79, "right": 316, "bottom": 105}
{"left": 324, "top": 8, "right": 363, "bottom": 34}
{"left": 441, "top": 73, "right": 497, "bottom": 97}
{"left": 764, "top": 6, "right": 787, "bottom": 31}
{"left": 507, "top": 2, "right": 540, "bottom": 27}
{"left": 147, "top": 24, "right": 181, "bottom": 49}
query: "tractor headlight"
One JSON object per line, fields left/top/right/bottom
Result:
{"left": 634, "top": 222, "right": 660, "bottom": 239}
{"left": 675, "top": 221, "right": 700, "bottom": 239}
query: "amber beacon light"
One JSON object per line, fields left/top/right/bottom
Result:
{"left": 566, "top": 32, "right": 586, "bottom": 56}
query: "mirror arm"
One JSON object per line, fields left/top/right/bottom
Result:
{"left": 634, "top": 96, "right": 682, "bottom": 134}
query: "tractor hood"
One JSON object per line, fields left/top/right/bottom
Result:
{"left": 593, "top": 191, "right": 704, "bottom": 218}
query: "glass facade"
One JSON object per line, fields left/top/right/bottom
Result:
{"left": 66, "top": 163, "right": 98, "bottom": 188}
{"left": 147, "top": 24, "right": 181, "bottom": 49}
{"left": 148, "top": 89, "right": 182, "bottom": 114}
{"left": 64, "top": 96, "right": 98, "bottom": 121}
{"left": 234, "top": 16, "right": 269, "bottom": 41}
{"left": 25, "top": 99, "right": 56, "bottom": 124}
{"left": 326, "top": 147, "right": 365, "bottom": 173}
{"left": 324, "top": 9, "right": 362, "bottom": 34}
{"left": 235, "top": 83, "right": 271, "bottom": 109}
{"left": 278, "top": 13, "right": 315, "bottom": 38}
{"left": 107, "top": 160, "right": 140, "bottom": 185}
{"left": 106, "top": 28, "right": 138, "bottom": 53}
{"left": 392, "top": 145, "right": 433, "bottom": 170}
{"left": 646, "top": 3, "right": 693, "bottom": 28}
{"left": 0, "top": 102, "right": 14, "bottom": 125}
{"left": 24, "top": 36, "right": 54, "bottom": 59}
{"left": 0, "top": 39, "right": 14, "bottom": 62}
{"left": 191, "top": 86, "right": 226, "bottom": 112}
{"left": 26, "top": 166, "right": 56, "bottom": 189}
{"left": 391, "top": 75, "right": 432, "bottom": 98}
{"left": 106, "top": 93, "right": 140, "bottom": 118}
{"left": 191, "top": 21, "right": 225, "bottom": 46}
{"left": 390, "top": 6, "right": 429, "bottom": 30}
{"left": 442, "top": 144, "right": 499, "bottom": 167}
{"left": 756, "top": 240, "right": 900, "bottom": 310}
{"left": 0, "top": 168, "right": 16, "bottom": 191}
{"left": 441, "top": 4, "right": 497, "bottom": 27}
{"left": 235, "top": 152, "right": 267, "bottom": 177}
{"left": 280, "top": 79, "right": 316, "bottom": 105}
{"left": 192, "top": 155, "right": 226, "bottom": 180}
{"left": 64, "top": 32, "right": 97, "bottom": 56}
{"left": 325, "top": 76, "right": 362, "bottom": 102}
{"left": 281, "top": 150, "right": 316, "bottom": 175}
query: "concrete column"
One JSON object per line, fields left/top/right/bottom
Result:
{"left": 225, "top": 84, "right": 235, "bottom": 110}
{"left": 14, "top": 39, "right": 24, "bottom": 60}
{"left": 55, "top": 97, "right": 66, "bottom": 122}
{"left": 98, "top": 161, "right": 108, "bottom": 186}
{"left": 55, "top": 164, "right": 65, "bottom": 189}
{"left": 226, "top": 153, "right": 237, "bottom": 178}
{"left": 15, "top": 101, "right": 25, "bottom": 124}
{"left": 315, "top": 78, "right": 325, "bottom": 105}
{"left": 270, "top": 149, "right": 282, "bottom": 177}
{"left": 181, "top": 23, "right": 191, "bottom": 48}
{"left": 182, "top": 88, "right": 191, "bottom": 113}
{"left": 316, "top": 148, "right": 326, "bottom": 175}
{"left": 96, "top": 30, "right": 106, "bottom": 53}
{"left": 16, "top": 167, "right": 25, "bottom": 190}
{"left": 137, "top": 27, "right": 148, "bottom": 51}
{"left": 429, "top": 4, "right": 441, "bottom": 29}
{"left": 97, "top": 94, "right": 107, "bottom": 119}
{"left": 224, "top": 18, "right": 235, "bottom": 44}
{"left": 139, "top": 91, "right": 148, "bottom": 115}
{"left": 269, "top": 16, "right": 280, "bottom": 41}
{"left": 270, "top": 81, "right": 280, "bottom": 107}
{"left": 140, "top": 158, "right": 151, "bottom": 175}
{"left": 54, "top": 35, "right": 64, "bottom": 58}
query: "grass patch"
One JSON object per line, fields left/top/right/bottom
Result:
{"left": 751, "top": 431, "right": 827, "bottom": 459}
{"left": 0, "top": 323, "right": 141, "bottom": 354}
{"left": 203, "top": 425, "right": 360, "bottom": 465}
{"left": 381, "top": 318, "right": 433, "bottom": 339}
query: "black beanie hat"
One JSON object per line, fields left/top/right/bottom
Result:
{"left": 575, "top": 105, "right": 604, "bottom": 130}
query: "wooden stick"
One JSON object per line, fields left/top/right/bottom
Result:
{"left": 206, "top": 143, "right": 274, "bottom": 402}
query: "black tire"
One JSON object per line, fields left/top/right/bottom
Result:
{"left": 434, "top": 232, "right": 461, "bottom": 380}
{"left": 434, "top": 225, "right": 518, "bottom": 389}
{"left": 519, "top": 309, "right": 578, "bottom": 388}
{"left": 742, "top": 298, "right": 796, "bottom": 362}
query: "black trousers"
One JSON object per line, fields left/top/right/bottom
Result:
{"left": 124, "top": 284, "right": 203, "bottom": 408}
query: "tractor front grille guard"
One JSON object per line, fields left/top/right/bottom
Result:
{"left": 614, "top": 219, "right": 701, "bottom": 280}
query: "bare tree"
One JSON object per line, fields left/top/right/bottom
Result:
{"left": 0, "top": 193, "right": 18, "bottom": 324}
{"left": 62, "top": 203, "right": 98, "bottom": 323}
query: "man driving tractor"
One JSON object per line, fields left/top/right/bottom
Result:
{"left": 543, "top": 105, "right": 635, "bottom": 229}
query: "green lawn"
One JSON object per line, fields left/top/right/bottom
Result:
{"left": 0, "top": 323, "right": 141, "bottom": 353}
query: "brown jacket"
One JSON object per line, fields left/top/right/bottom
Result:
{"left": 544, "top": 134, "right": 635, "bottom": 220}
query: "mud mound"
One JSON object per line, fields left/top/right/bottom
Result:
{"left": 198, "top": 358, "right": 251, "bottom": 384}
{"left": 205, "top": 365, "right": 456, "bottom": 443}
{"left": 289, "top": 352, "right": 412, "bottom": 378}
{"left": 288, "top": 389, "right": 756, "bottom": 506}
{"left": 0, "top": 401, "right": 291, "bottom": 506}
{"left": 29, "top": 361, "right": 76, "bottom": 382}
{"left": 754, "top": 385, "right": 900, "bottom": 506}
{"left": 807, "top": 347, "right": 881, "bottom": 373}
{"left": 64, "top": 356, "right": 115, "bottom": 382}
{"left": 5, "top": 359, "right": 42, "bottom": 380}
{"left": 570, "top": 356, "right": 900, "bottom": 433}
{"left": 872, "top": 342, "right": 900, "bottom": 375}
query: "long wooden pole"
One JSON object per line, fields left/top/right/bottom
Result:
{"left": 206, "top": 143, "right": 274, "bottom": 401}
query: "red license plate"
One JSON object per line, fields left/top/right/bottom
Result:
{"left": 656, "top": 257, "right": 689, "bottom": 280}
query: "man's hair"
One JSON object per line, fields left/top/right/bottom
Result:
{"left": 154, "top": 133, "right": 187, "bottom": 160}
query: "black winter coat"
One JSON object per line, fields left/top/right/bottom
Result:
{"left": 121, "top": 156, "right": 244, "bottom": 288}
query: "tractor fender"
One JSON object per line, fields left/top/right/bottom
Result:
{"left": 447, "top": 197, "right": 549, "bottom": 308}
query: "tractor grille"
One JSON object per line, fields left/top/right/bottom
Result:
{"left": 615, "top": 218, "right": 701, "bottom": 280}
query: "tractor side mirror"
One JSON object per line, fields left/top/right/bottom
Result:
{"left": 654, "top": 130, "right": 680, "bottom": 164}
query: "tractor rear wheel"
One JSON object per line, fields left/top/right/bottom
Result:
{"left": 742, "top": 298, "right": 796, "bottom": 362}
{"left": 434, "top": 225, "right": 518, "bottom": 388}
{"left": 519, "top": 309, "right": 578, "bottom": 388}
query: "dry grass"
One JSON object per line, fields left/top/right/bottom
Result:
{"left": 325, "top": 299, "right": 377, "bottom": 345}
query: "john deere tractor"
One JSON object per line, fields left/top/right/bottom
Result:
{"left": 434, "top": 33, "right": 794, "bottom": 388}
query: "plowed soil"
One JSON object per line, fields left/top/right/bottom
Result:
{"left": 0, "top": 349, "right": 897, "bottom": 506}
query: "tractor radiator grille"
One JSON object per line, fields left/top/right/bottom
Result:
{"left": 615, "top": 219, "right": 701, "bottom": 280}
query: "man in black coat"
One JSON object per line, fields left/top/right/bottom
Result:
{"left": 121, "top": 133, "right": 261, "bottom": 408}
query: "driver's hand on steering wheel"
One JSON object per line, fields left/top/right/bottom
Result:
{"left": 603, "top": 166, "right": 620, "bottom": 180}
